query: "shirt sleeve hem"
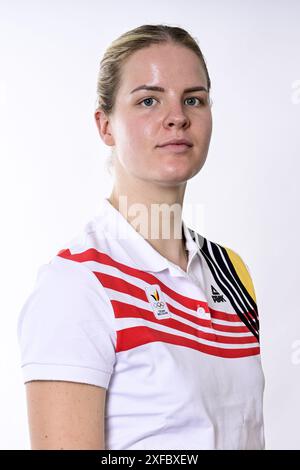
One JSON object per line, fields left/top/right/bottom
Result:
{"left": 21, "top": 362, "right": 111, "bottom": 389}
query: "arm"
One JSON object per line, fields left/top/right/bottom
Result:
{"left": 25, "top": 380, "right": 106, "bottom": 450}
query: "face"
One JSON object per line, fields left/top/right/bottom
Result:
{"left": 95, "top": 42, "right": 213, "bottom": 187}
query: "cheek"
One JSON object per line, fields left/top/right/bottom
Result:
{"left": 121, "top": 114, "right": 149, "bottom": 144}
{"left": 205, "top": 112, "right": 213, "bottom": 135}
{"left": 141, "top": 117, "right": 157, "bottom": 140}
{"left": 128, "top": 116, "right": 156, "bottom": 151}
{"left": 115, "top": 118, "right": 149, "bottom": 170}
{"left": 114, "top": 118, "right": 138, "bottom": 157}
{"left": 198, "top": 113, "right": 213, "bottom": 146}
{"left": 124, "top": 116, "right": 156, "bottom": 156}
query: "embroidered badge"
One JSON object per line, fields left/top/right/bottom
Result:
{"left": 145, "top": 284, "right": 171, "bottom": 320}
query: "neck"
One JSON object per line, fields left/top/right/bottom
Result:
{"left": 108, "top": 185, "right": 189, "bottom": 272}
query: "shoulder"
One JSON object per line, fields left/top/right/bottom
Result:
{"left": 188, "top": 228, "right": 261, "bottom": 340}
{"left": 17, "top": 215, "right": 116, "bottom": 344}
{"left": 187, "top": 226, "right": 257, "bottom": 304}
{"left": 54, "top": 208, "right": 118, "bottom": 270}
{"left": 211, "top": 239, "right": 257, "bottom": 303}
{"left": 17, "top": 217, "right": 117, "bottom": 388}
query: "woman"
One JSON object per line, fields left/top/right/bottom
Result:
{"left": 17, "top": 24, "right": 265, "bottom": 450}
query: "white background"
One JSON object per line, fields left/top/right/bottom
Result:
{"left": 0, "top": 0, "right": 299, "bottom": 450}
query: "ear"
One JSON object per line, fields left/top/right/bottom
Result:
{"left": 94, "top": 109, "right": 115, "bottom": 146}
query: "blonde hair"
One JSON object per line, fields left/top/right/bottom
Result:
{"left": 95, "top": 24, "right": 211, "bottom": 175}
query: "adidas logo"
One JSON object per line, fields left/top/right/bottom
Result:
{"left": 211, "top": 285, "right": 226, "bottom": 303}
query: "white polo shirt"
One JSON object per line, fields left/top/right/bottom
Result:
{"left": 17, "top": 198, "right": 265, "bottom": 450}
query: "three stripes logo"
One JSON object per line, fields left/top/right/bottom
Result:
{"left": 211, "top": 285, "right": 226, "bottom": 303}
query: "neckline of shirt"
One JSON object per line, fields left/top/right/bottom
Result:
{"left": 93, "top": 197, "right": 201, "bottom": 277}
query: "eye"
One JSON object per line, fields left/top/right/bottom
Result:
{"left": 137, "top": 96, "right": 206, "bottom": 108}
{"left": 185, "top": 97, "right": 206, "bottom": 106}
{"left": 138, "top": 97, "right": 158, "bottom": 107}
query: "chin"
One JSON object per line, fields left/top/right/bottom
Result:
{"left": 151, "top": 167, "right": 197, "bottom": 185}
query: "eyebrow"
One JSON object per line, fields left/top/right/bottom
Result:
{"left": 130, "top": 85, "right": 208, "bottom": 94}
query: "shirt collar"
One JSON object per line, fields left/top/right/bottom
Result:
{"left": 97, "top": 197, "right": 200, "bottom": 273}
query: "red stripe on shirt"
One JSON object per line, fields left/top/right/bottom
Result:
{"left": 116, "top": 326, "right": 260, "bottom": 358}
{"left": 58, "top": 249, "right": 253, "bottom": 332}
{"left": 112, "top": 300, "right": 258, "bottom": 345}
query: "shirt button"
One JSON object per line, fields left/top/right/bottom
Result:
{"left": 197, "top": 306, "right": 211, "bottom": 321}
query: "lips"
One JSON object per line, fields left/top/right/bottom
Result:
{"left": 162, "top": 143, "right": 190, "bottom": 147}
{"left": 158, "top": 139, "right": 193, "bottom": 147}
{"left": 161, "top": 143, "right": 190, "bottom": 148}
{"left": 157, "top": 143, "right": 192, "bottom": 153}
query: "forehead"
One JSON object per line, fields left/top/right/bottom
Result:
{"left": 119, "top": 43, "right": 207, "bottom": 92}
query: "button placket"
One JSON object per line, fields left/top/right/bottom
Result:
{"left": 196, "top": 305, "right": 214, "bottom": 332}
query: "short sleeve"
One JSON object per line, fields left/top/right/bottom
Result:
{"left": 17, "top": 255, "right": 116, "bottom": 389}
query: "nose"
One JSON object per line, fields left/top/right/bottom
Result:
{"left": 163, "top": 105, "right": 190, "bottom": 129}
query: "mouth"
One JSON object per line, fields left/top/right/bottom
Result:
{"left": 157, "top": 143, "right": 192, "bottom": 153}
